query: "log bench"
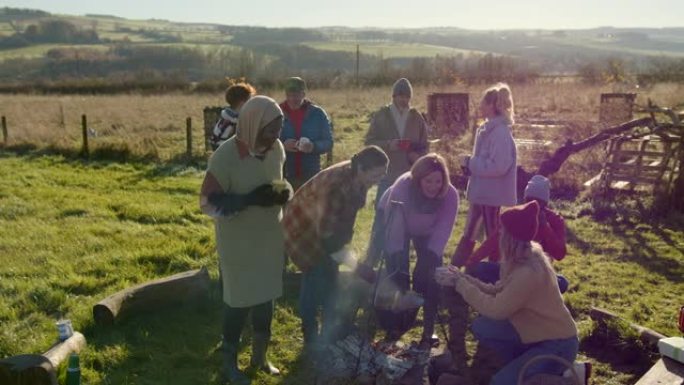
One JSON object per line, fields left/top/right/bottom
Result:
{"left": 634, "top": 357, "right": 684, "bottom": 385}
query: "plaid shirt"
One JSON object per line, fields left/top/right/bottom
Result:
{"left": 283, "top": 161, "right": 367, "bottom": 272}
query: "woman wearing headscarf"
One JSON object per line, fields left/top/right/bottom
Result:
{"left": 200, "top": 96, "right": 291, "bottom": 384}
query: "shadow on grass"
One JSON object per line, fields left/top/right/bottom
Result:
{"left": 572, "top": 196, "right": 684, "bottom": 283}
{"left": 579, "top": 320, "right": 657, "bottom": 384}
{"left": 607, "top": 220, "right": 683, "bottom": 283}
{"left": 0, "top": 143, "right": 208, "bottom": 176}
{"left": 78, "top": 278, "right": 309, "bottom": 385}
{"left": 81, "top": 293, "right": 225, "bottom": 385}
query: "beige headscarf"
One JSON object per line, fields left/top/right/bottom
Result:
{"left": 235, "top": 95, "right": 283, "bottom": 154}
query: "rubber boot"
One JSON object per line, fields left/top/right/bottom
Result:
{"left": 451, "top": 237, "right": 475, "bottom": 267}
{"left": 250, "top": 333, "right": 280, "bottom": 375}
{"left": 221, "top": 343, "right": 250, "bottom": 384}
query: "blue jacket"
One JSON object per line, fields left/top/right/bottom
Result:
{"left": 280, "top": 100, "right": 333, "bottom": 181}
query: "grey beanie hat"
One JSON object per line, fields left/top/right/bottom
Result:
{"left": 392, "top": 78, "right": 413, "bottom": 98}
{"left": 524, "top": 175, "right": 551, "bottom": 203}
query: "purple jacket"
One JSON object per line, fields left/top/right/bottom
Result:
{"left": 378, "top": 172, "right": 459, "bottom": 257}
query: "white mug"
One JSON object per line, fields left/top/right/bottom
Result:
{"left": 297, "top": 137, "right": 311, "bottom": 151}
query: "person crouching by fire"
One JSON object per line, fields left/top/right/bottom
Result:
{"left": 372, "top": 153, "right": 459, "bottom": 349}
{"left": 283, "top": 146, "right": 389, "bottom": 351}
{"left": 436, "top": 201, "right": 578, "bottom": 385}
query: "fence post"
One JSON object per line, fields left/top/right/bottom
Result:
{"left": 186, "top": 117, "right": 192, "bottom": 158}
{"left": 1, "top": 116, "right": 7, "bottom": 146}
{"left": 81, "top": 114, "right": 89, "bottom": 156}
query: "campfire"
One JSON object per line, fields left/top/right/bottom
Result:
{"left": 320, "top": 333, "right": 431, "bottom": 384}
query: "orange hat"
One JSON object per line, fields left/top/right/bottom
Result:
{"left": 500, "top": 200, "right": 540, "bottom": 241}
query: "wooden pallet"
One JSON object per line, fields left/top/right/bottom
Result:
{"left": 587, "top": 134, "right": 681, "bottom": 193}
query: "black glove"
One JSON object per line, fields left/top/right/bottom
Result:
{"left": 245, "top": 184, "right": 280, "bottom": 207}
{"left": 272, "top": 188, "right": 291, "bottom": 206}
{"left": 208, "top": 192, "right": 248, "bottom": 216}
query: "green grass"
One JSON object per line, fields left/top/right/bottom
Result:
{"left": 0, "top": 149, "right": 682, "bottom": 384}
{"left": 97, "top": 31, "right": 158, "bottom": 43}
{"left": 304, "top": 41, "right": 483, "bottom": 58}
{"left": 543, "top": 35, "right": 684, "bottom": 58}
{"left": 0, "top": 44, "right": 110, "bottom": 61}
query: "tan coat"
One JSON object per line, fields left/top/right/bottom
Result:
{"left": 365, "top": 105, "right": 428, "bottom": 182}
{"left": 455, "top": 248, "right": 577, "bottom": 344}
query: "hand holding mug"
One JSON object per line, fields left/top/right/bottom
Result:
{"left": 435, "top": 266, "right": 461, "bottom": 287}
{"left": 297, "top": 137, "right": 314, "bottom": 153}
{"left": 283, "top": 139, "right": 299, "bottom": 152}
{"left": 397, "top": 139, "right": 412, "bottom": 151}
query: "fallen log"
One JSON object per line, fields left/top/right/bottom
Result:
{"left": 93, "top": 266, "right": 210, "bottom": 325}
{"left": 589, "top": 306, "right": 667, "bottom": 347}
{"left": 0, "top": 332, "right": 86, "bottom": 385}
{"left": 0, "top": 354, "right": 57, "bottom": 385}
{"left": 42, "top": 332, "right": 86, "bottom": 369}
{"left": 635, "top": 357, "right": 684, "bottom": 385}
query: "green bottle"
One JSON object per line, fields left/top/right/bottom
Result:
{"left": 65, "top": 353, "right": 81, "bottom": 385}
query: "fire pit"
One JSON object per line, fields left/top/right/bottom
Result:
{"left": 319, "top": 333, "right": 431, "bottom": 384}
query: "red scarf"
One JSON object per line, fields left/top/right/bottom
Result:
{"left": 281, "top": 102, "right": 308, "bottom": 178}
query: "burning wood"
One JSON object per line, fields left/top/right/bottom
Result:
{"left": 319, "top": 333, "right": 430, "bottom": 384}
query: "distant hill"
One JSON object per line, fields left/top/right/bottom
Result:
{"left": 0, "top": 6, "right": 683, "bottom": 90}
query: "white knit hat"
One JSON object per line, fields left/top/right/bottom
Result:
{"left": 524, "top": 175, "right": 550, "bottom": 203}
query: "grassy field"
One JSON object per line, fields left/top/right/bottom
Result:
{"left": 1, "top": 84, "right": 683, "bottom": 384}
{"left": 1, "top": 82, "right": 682, "bottom": 172}
{"left": 304, "top": 41, "right": 484, "bottom": 58}
{"left": 0, "top": 150, "right": 682, "bottom": 385}
{"left": 0, "top": 43, "right": 111, "bottom": 61}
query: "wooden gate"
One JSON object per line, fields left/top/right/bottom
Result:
{"left": 599, "top": 134, "right": 680, "bottom": 193}
{"left": 427, "top": 93, "right": 469, "bottom": 136}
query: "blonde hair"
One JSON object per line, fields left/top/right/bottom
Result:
{"left": 482, "top": 82, "right": 515, "bottom": 125}
{"left": 499, "top": 228, "right": 554, "bottom": 280}
{"left": 410, "top": 153, "right": 450, "bottom": 198}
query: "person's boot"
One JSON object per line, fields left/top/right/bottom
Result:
{"left": 221, "top": 343, "right": 250, "bottom": 384}
{"left": 250, "top": 333, "right": 280, "bottom": 375}
{"left": 443, "top": 288, "right": 469, "bottom": 372}
{"left": 451, "top": 238, "right": 475, "bottom": 267}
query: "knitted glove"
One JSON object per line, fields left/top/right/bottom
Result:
{"left": 245, "top": 184, "right": 280, "bottom": 207}
{"left": 208, "top": 192, "right": 248, "bottom": 216}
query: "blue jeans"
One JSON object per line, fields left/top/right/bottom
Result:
{"left": 472, "top": 317, "right": 578, "bottom": 385}
{"left": 467, "top": 262, "right": 570, "bottom": 294}
{"left": 299, "top": 256, "right": 339, "bottom": 345}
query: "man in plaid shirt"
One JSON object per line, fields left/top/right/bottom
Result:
{"left": 283, "top": 145, "right": 388, "bottom": 347}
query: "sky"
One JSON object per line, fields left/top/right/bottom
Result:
{"left": 2, "top": 0, "right": 683, "bottom": 30}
